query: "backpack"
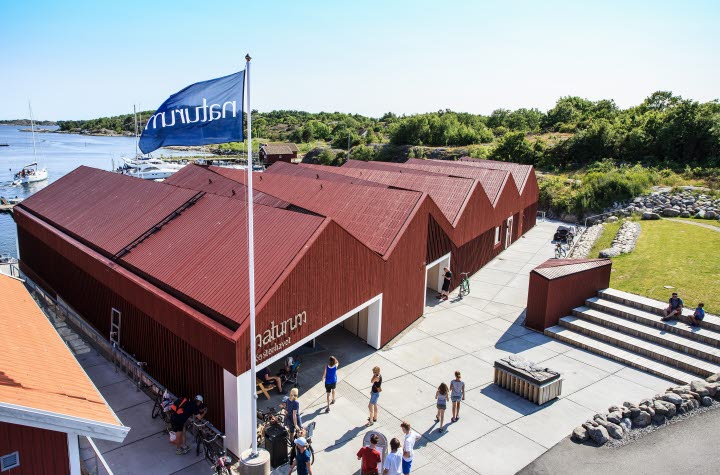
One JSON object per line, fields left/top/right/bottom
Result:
{"left": 170, "top": 397, "right": 188, "bottom": 415}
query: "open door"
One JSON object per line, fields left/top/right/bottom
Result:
{"left": 505, "top": 216, "right": 513, "bottom": 249}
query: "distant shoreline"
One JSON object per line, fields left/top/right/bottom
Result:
{"left": 19, "top": 128, "right": 132, "bottom": 137}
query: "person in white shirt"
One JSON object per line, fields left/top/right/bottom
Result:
{"left": 383, "top": 438, "right": 402, "bottom": 475}
{"left": 400, "top": 421, "right": 419, "bottom": 474}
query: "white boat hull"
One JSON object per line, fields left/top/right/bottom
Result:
{"left": 14, "top": 168, "right": 48, "bottom": 185}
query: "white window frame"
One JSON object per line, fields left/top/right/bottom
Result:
{"left": 1, "top": 451, "right": 20, "bottom": 471}
{"left": 494, "top": 226, "right": 501, "bottom": 246}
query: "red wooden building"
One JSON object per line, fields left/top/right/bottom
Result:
{"left": 14, "top": 157, "right": 538, "bottom": 455}
{"left": 259, "top": 143, "right": 298, "bottom": 164}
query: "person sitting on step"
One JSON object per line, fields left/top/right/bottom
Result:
{"left": 662, "top": 292, "right": 683, "bottom": 322}
{"left": 688, "top": 302, "right": 705, "bottom": 327}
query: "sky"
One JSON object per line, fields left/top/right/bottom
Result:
{"left": 1, "top": 0, "right": 718, "bottom": 120}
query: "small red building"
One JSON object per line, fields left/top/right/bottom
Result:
{"left": 259, "top": 143, "right": 298, "bottom": 164}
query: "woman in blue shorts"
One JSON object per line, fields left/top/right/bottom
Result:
{"left": 367, "top": 366, "right": 382, "bottom": 426}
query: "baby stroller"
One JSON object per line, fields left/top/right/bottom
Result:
{"left": 277, "top": 355, "right": 302, "bottom": 388}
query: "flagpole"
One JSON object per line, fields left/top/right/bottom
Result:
{"left": 244, "top": 53, "right": 259, "bottom": 458}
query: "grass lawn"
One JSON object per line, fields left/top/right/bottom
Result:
{"left": 609, "top": 220, "right": 720, "bottom": 314}
{"left": 673, "top": 217, "right": 720, "bottom": 229}
{"left": 587, "top": 221, "right": 623, "bottom": 258}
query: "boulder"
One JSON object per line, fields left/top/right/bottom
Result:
{"left": 702, "top": 397, "right": 713, "bottom": 407}
{"left": 690, "top": 380, "right": 710, "bottom": 397}
{"left": 621, "top": 407, "right": 631, "bottom": 418}
{"left": 665, "top": 401, "right": 677, "bottom": 418}
{"left": 608, "top": 405, "right": 622, "bottom": 414}
{"left": 599, "top": 247, "right": 621, "bottom": 258}
{"left": 572, "top": 426, "right": 589, "bottom": 442}
{"left": 587, "top": 425, "right": 609, "bottom": 446}
{"left": 604, "top": 422, "right": 624, "bottom": 439}
{"left": 652, "top": 414, "right": 666, "bottom": 425}
{"left": 640, "top": 405, "right": 655, "bottom": 417}
{"left": 706, "top": 211, "right": 718, "bottom": 220}
{"left": 607, "top": 216, "right": 619, "bottom": 223}
{"left": 695, "top": 210, "right": 706, "bottom": 219}
{"left": 607, "top": 411, "right": 623, "bottom": 425}
{"left": 662, "top": 393, "right": 683, "bottom": 406}
{"left": 706, "top": 373, "right": 720, "bottom": 383}
{"left": 653, "top": 400, "right": 669, "bottom": 415}
{"left": 628, "top": 406, "right": 642, "bottom": 419}
{"left": 639, "top": 398, "right": 653, "bottom": 407}
{"left": 632, "top": 411, "right": 651, "bottom": 428}
{"left": 620, "top": 418, "right": 632, "bottom": 432}
{"left": 680, "top": 211, "right": 691, "bottom": 218}
{"left": 642, "top": 212, "right": 661, "bottom": 220}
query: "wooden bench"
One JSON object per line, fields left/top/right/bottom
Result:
{"left": 256, "top": 378, "right": 276, "bottom": 400}
{"left": 493, "top": 359, "right": 562, "bottom": 405}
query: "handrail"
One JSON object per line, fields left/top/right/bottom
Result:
{"left": 584, "top": 210, "right": 617, "bottom": 228}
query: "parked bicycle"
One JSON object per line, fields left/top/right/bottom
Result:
{"left": 554, "top": 242, "right": 567, "bottom": 258}
{"left": 458, "top": 272, "right": 470, "bottom": 297}
{"left": 150, "top": 388, "right": 174, "bottom": 432}
{"left": 256, "top": 403, "right": 287, "bottom": 446}
{"left": 192, "top": 419, "right": 230, "bottom": 474}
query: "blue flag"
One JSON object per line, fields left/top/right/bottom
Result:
{"left": 139, "top": 71, "right": 245, "bottom": 154}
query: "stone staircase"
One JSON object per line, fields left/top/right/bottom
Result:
{"left": 545, "top": 288, "right": 720, "bottom": 385}
{"left": 31, "top": 293, "right": 92, "bottom": 355}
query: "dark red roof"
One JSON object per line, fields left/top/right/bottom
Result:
{"left": 404, "top": 159, "right": 511, "bottom": 205}
{"left": 265, "top": 162, "right": 385, "bottom": 188}
{"left": 210, "top": 167, "right": 423, "bottom": 256}
{"left": 18, "top": 166, "right": 201, "bottom": 255}
{"left": 457, "top": 157, "right": 533, "bottom": 192}
{"left": 120, "top": 193, "right": 324, "bottom": 329}
{"left": 533, "top": 259, "right": 611, "bottom": 280}
{"left": 296, "top": 163, "right": 474, "bottom": 225}
{"left": 164, "top": 164, "right": 291, "bottom": 208}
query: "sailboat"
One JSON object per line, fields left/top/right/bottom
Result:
{"left": 115, "top": 105, "right": 184, "bottom": 180}
{"left": 13, "top": 102, "right": 48, "bottom": 185}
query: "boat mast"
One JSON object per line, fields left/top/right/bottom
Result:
{"left": 134, "top": 105, "right": 139, "bottom": 157}
{"left": 29, "top": 101, "right": 38, "bottom": 164}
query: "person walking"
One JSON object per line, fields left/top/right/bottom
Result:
{"left": 400, "top": 421, "right": 419, "bottom": 475}
{"left": 286, "top": 387, "right": 302, "bottom": 434}
{"left": 367, "top": 366, "right": 382, "bottom": 426}
{"left": 357, "top": 433, "right": 382, "bottom": 475}
{"left": 383, "top": 438, "right": 402, "bottom": 475}
{"left": 288, "top": 437, "right": 313, "bottom": 475}
{"left": 321, "top": 356, "right": 339, "bottom": 413}
{"left": 437, "top": 267, "right": 452, "bottom": 301}
{"left": 435, "top": 383, "right": 449, "bottom": 432}
{"left": 450, "top": 371, "right": 465, "bottom": 422}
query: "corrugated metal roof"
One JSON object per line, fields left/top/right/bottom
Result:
{"left": 533, "top": 258, "right": 611, "bottom": 280}
{"left": 211, "top": 167, "right": 423, "bottom": 256}
{"left": 404, "top": 159, "right": 511, "bottom": 205}
{"left": 0, "top": 273, "right": 124, "bottom": 429}
{"left": 297, "top": 163, "right": 475, "bottom": 225}
{"left": 120, "top": 193, "right": 324, "bottom": 328}
{"left": 18, "top": 166, "right": 201, "bottom": 255}
{"left": 265, "top": 161, "right": 385, "bottom": 187}
{"left": 261, "top": 143, "right": 297, "bottom": 155}
{"left": 457, "top": 157, "right": 533, "bottom": 192}
{"left": 164, "top": 164, "right": 291, "bottom": 208}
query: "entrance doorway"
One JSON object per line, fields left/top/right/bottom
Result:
{"left": 505, "top": 216, "right": 514, "bottom": 249}
{"left": 343, "top": 306, "right": 370, "bottom": 343}
{"left": 425, "top": 253, "right": 451, "bottom": 293}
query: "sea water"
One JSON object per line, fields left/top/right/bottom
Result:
{"left": 0, "top": 124, "right": 205, "bottom": 257}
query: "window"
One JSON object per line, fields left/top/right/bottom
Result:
{"left": 1, "top": 452, "right": 20, "bottom": 471}
{"left": 494, "top": 226, "right": 501, "bottom": 246}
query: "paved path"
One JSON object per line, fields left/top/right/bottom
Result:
{"left": 518, "top": 407, "right": 720, "bottom": 474}
{"left": 666, "top": 218, "right": 720, "bottom": 232}
{"left": 69, "top": 219, "right": 682, "bottom": 475}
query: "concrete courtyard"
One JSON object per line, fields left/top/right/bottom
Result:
{"left": 77, "top": 219, "right": 678, "bottom": 474}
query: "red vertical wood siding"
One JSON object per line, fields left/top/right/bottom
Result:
{"left": 0, "top": 422, "right": 70, "bottom": 475}
{"left": 526, "top": 264, "right": 612, "bottom": 331}
{"left": 17, "top": 228, "right": 226, "bottom": 431}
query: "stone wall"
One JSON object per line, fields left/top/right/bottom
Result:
{"left": 599, "top": 221, "right": 641, "bottom": 258}
{"left": 568, "top": 224, "right": 604, "bottom": 258}
{"left": 572, "top": 373, "right": 720, "bottom": 446}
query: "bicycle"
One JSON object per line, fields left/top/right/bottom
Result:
{"left": 256, "top": 404, "right": 287, "bottom": 447}
{"left": 193, "top": 420, "right": 229, "bottom": 473}
{"left": 554, "top": 242, "right": 567, "bottom": 258}
{"left": 458, "top": 272, "right": 470, "bottom": 297}
{"left": 151, "top": 389, "right": 174, "bottom": 432}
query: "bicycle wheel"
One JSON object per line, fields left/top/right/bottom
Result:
{"left": 151, "top": 398, "right": 162, "bottom": 419}
{"left": 215, "top": 467, "right": 230, "bottom": 475}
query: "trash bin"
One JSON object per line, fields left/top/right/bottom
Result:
{"left": 264, "top": 423, "right": 289, "bottom": 468}
{"left": 361, "top": 429, "right": 388, "bottom": 473}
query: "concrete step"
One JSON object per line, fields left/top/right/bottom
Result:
{"left": 573, "top": 306, "right": 720, "bottom": 364}
{"left": 598, "top": 288, "right": 720, "bottom": 332}
{"left": 558, "top": 316, "right": 720, "bottom": 378}
{"left": 586, "top": 297, "right": 720, "bottom": 348}
{"left": 544, "top": 325, "right": 700, "bottom": 385}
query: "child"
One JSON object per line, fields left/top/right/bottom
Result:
{"left": 435, "top": 383, "right": 449, "bottom": 432}
{"left": 689, "top": 303, "right": 705, "bottom": 327}
{"left": 450, "top": 371, "right": 465, "bottom": 422}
